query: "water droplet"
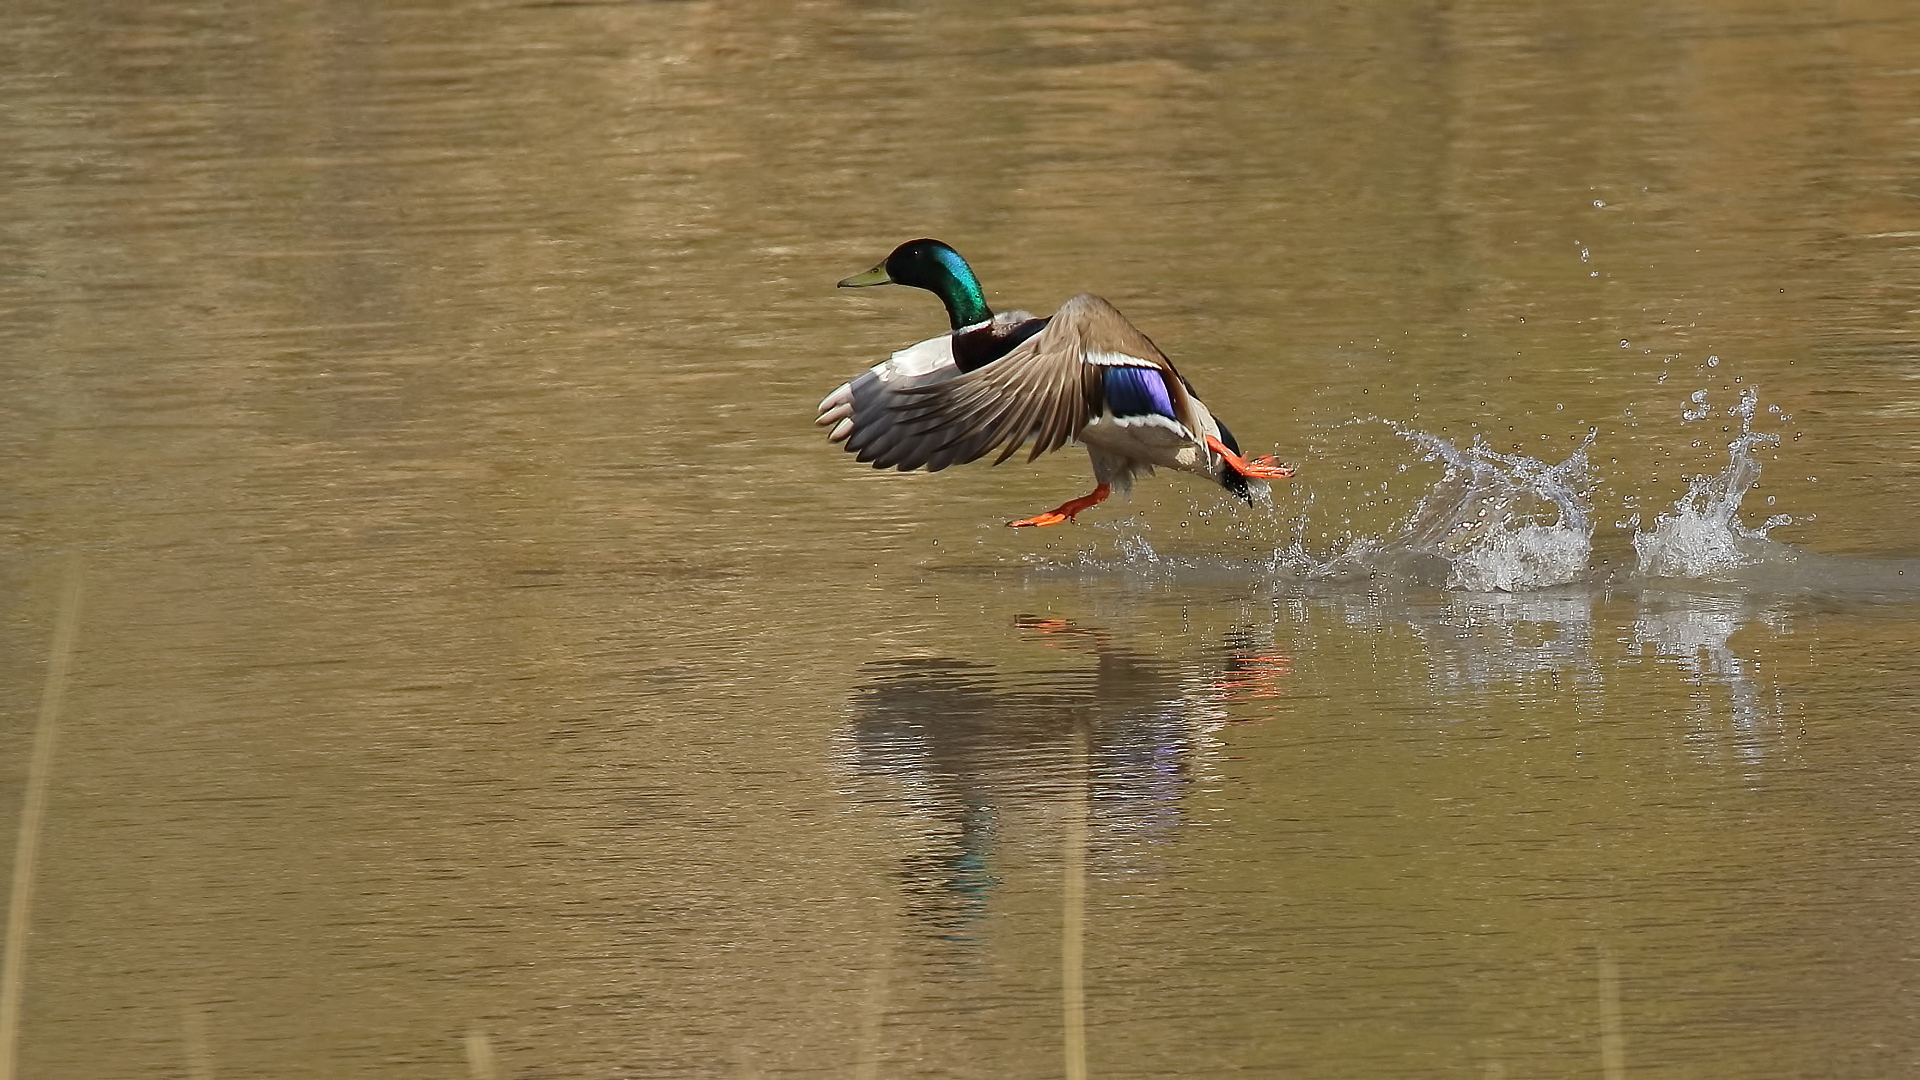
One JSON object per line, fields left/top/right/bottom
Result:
{"left": 1706, "top": 355, "right": 1719, "bottom": 367}
{"left": 1619, "top": 339, "right": 1630, "bottom": 348}
{"left": 1593, "top": 199, "right": 1606, "bottom": 208}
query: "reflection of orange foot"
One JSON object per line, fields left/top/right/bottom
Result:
{"left": 1206, "top": 436, "right": 1294, "bottom": 479}
{"left": 1016, "top": 616, "right": 1109, "bottom": 649}
{"left": 1009, "top": 483, "right": 1111, "bottom": 527}
{"left": 1210, "top": 651, "right": 1293, "bottom": 701}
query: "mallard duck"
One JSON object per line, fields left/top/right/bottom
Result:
{"left": 817, "top": 239, "right": 1291, "bottom": 527}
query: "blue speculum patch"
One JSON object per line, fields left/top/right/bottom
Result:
{"left": 1103, "top": 365, "right": 1176, "bottom": 420}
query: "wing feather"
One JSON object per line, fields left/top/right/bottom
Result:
{"left": 890, "top": 293, "right": 1156, "bottom": 467}
{"left": 841, "top": 293, "right": 1195, "bottom": 471}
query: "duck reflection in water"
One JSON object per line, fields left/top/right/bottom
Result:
{"left": 838, "top": 618, "right": 1289, "bottom": 943}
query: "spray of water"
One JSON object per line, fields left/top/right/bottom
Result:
{"left": 1631, "top": 387, "right": 1791, "bottom": 580}
{"left": 1050, "top": 382, "right": 1919, "bottom": 602}
{"left": 1304, "top": 388, "right": 1796, "bottom": 593}
{"left": 1387, "top": 431, "right": 1594, "bottom": 591}
{"left": 1295, "top": 428, "right": 1594, "bottom": 592}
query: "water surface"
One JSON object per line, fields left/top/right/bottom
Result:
{"left": 3, "top": 1, "right": 1920, "bottom": 1077}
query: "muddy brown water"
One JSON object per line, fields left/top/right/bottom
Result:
{"left": 3, "top": 1, "right": 1920, "bottom": 1077}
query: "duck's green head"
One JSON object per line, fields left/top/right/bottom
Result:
{"left": 838, "top": 238, "right": 991, "bottom": 330}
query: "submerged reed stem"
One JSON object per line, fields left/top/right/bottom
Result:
{"left": 0, "top": 558, "right": 83, "bottom": 1080}
{"left": 1063, "top": 731, "right": 1088, "bottom": 1080}
{"left": 1598, "top": 952, "right": 1625, "bottom": 1080}
{"left": 464, "top": 1028, "right": 499, "bottom": 1080}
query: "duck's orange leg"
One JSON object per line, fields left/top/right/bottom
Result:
{"left": 1008, "top": 483, "right": 1111, "bottom": 528}
{"left": 1205, "top": 436, "right": 1294, "bottom": 479}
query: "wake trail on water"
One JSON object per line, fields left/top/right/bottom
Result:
{"left": 1075, "top": 385, "right": 1920, "bottom": 603}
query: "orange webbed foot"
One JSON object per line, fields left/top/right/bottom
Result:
{"left": 1245, "top": 454, "right": 1294, "bottom": 479}
{"left": 1008, "top": 483, "right": 1112, "bottom": 528}
{"left": 1008, "top": 510, "right": 1070, "bottom": 528}
{"left": 1206, "top": 437, "right": 1295, "bottom": 480}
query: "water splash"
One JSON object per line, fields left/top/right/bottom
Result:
{"left": 1632, "top": 387, "right": 1791, "bottom": 580}
{"left": 1115, "top": 530, "right": 1161, "bottom": 565}
{"left": 1032, "top": 384, "right": 1919, "bottom": 603}
{"left": 1356, "top": 431, "right": 1594, "bottom": 592}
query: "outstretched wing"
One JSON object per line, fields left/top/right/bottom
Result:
{"left": 890, "top": 293, "right": 1186, "bottom": 466}
{"left": 820, "top": 312, "right": 1055, "bottom": 473}
{"left": 839, "top": 360, "right": 996, "bottom": 472}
